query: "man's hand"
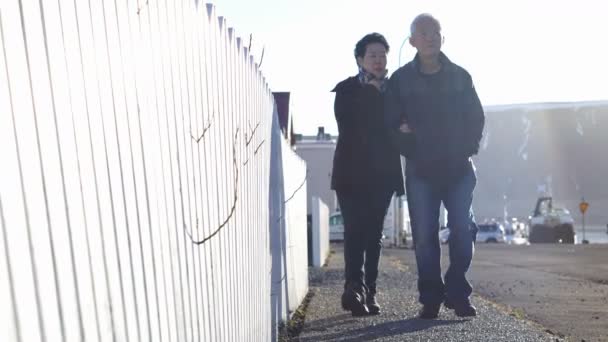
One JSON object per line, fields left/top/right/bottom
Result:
{"left": 399, "top": 122, "right": 412, "bottom": 133}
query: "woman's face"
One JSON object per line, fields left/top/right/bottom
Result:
{"left": 357, "top": 42, "right": 387, "bottom": 79}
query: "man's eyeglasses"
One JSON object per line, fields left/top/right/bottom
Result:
{"left": 413, "top": 31, "right": 442, "bottom": 40}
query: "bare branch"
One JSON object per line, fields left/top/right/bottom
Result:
{"left": 137, "top": 0, "right": 150, "bottom": 15}
{"left": 254, "top": 140, "right": 265, "bottom": 155}
{"left": 185, "top": 127, "right": 240, "bottom": 245}
{"left": 191, "top": 113, "right": 215, "bottom": 144}
{"left": 258, "top": 47, "right": 265, "bottom": 68}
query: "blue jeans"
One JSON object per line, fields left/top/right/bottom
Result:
{"left": 406, "top": 159, "right": 477, "bottom": 307}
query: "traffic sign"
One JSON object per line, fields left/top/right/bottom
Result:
{"left": 579, "top": 201, "right": 589, "bottom": 214}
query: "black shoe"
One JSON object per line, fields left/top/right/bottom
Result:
{"left": 366, "top": 293, "right": 380, "bottom": 315}
{"left": 444, "top": 299, "right": 477, "bottom": 317}
{"left": 350, "top": 303, "right": 370, "bottom": 317}
{"left": 341, "top": 282, "right": 369, "bottom": 317}
{"left": 418, "top": 304, "right": 441, "bottom": 319}
{"left": 454, "top": 304, "right": 477, "bottom": 317}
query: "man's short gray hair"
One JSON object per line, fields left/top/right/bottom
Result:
{"left": 410, "top": 13, "right": 441, "bottom": 36}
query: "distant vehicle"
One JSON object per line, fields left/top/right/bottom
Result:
{"left": 476, "top": 223, "right": 506, "bottom": 243}
{"left": 439, "top": 222, "right": 505, "bottom": 244}
{"left": 329, "top": 197, "right": 410, "bottom": 245}
{"left": 382, "top": 197, "right": 411, "bottom": 247}
{"left": 329, "top": 211, "right": 344, "bottom": 241}
{"left": 528, "top": 197, "right": 575, "bottom": 243}
{"left": 439, "top": 226, "right": 450, "bottom": 244}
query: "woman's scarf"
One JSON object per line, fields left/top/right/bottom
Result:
{"left": 357, "top": 67, "right": 388, "bottom": 92}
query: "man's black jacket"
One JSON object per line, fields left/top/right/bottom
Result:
{"left": 385, "top": 52, "right": 485, "bottom": 184}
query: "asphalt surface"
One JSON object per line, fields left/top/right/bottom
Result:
{"left": 298, "top": 245, "right": 560, "bottom": 342}
{"left": 453, "top": 244, "right": 608, "bottom": 342}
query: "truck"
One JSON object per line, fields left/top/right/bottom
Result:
{"left": 528, "top": 197, "right": 575, "bottom": 243}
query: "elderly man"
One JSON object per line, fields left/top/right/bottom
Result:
{"left": 385, "top": 13, "right": 485, "bottom": 319}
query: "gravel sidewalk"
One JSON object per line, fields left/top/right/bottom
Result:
{"left": 296, "top": 245, "right": 562, "bottom": 342}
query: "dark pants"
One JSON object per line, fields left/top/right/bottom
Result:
{"left": 337, "top": 188, "right": 394, "bottom": 293}
{"left": 406, "top": 159, "right": 477, "bottom": 306}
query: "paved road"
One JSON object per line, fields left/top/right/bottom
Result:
{"left": 395, "top": 244, "right": 608, "bottom": 342}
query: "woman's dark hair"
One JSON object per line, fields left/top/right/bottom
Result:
{"left": 354, "top": 33, "right": 390, "bottom": 59}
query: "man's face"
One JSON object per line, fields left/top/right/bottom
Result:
{"left": 409, "top": 18, "right": 442, "bottom": 57}
{"left": 357, "top": 42, "right": 388, "bottom": 79}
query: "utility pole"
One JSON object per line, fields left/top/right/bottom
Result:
{"left": 579, "top": 198, "right": 589, "bottom": 244}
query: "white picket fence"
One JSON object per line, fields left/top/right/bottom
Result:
{"left": 0, "top": 1, "right": 308, "bottom": 341}
{"left": 269, "top": 111, "right": 309, "bottom": 340}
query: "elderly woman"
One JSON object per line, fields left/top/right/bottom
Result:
{"left": 331, "top": 33, "right": 405, "bottom": 316}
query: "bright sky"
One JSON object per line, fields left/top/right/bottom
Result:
{"left": 208, "top": 0, "right": 608, "bottom": 135}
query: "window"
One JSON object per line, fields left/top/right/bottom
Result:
{"left": 330, "top": 214, "right": 343, "bottom": 226}
{"left": 478, "top": 224, "right": 498, "bottom": 232}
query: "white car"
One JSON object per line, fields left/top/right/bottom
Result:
{"left": 439, "top": 223, "right": 505, "bottom": 244}
{"left": 476, "top": 223, "right": 506, "bottom": 243}
{"left": 439, "top": 226, "right": 450, "bottom": 244}
{"left": 329, "top": 212, "right": 344, "bottom": 241}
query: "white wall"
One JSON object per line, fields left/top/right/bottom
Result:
{"left": 0, "top": 1, "right": 308, "bottom": 341}
{"left": 311, "top": 197, "right": 330, "bottom": 267}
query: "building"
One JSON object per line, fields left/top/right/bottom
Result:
{"left": 294, "top": 127, "right": 338, "bottom": 215}
{"left": 473, "top": 100, "right": 608, "bottom": 225}
{"left": 273, "top": 91, "right": 296, "bottom": 144}
{"left": 295, "top": 127, "right": 416, "bottom": 245}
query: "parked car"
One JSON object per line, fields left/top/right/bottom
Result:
{"left": 476, "top": 223, "right": 506, "bottom": 243}
{"left": 329, "top": 212, "right": 344, "bottom": 241}
{"left": 329, "top": 198, "right": 408, "bottom": 244}
{"left": 439, "top": 222, "right": 505, "bottom": 244}
{"left": 437, "top": 226, "right": 447, "bottom": 244}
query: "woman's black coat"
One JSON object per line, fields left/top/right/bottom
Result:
{"left": 331, "top": 76, "right": 405, "bottom": 196}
